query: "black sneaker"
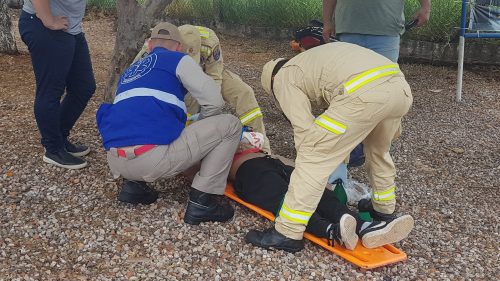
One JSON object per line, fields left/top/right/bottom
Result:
{"left": 359, "top": 215, "right": 414, "bottom": 248}
{"left": 326, "top": 214, "right": 359, "bottom": 250}
{"left": 65, "top": 140, "right": 90, "bottom": 157}
{"left": 118, "top": 180, "right": 158, "bottom": 205}
{"left": 43, "top": 150, "right": 87, "bottom": 169}
{"left": 245, "top": 227, "right": 304, "bottom": 253}
{"left": 358, "top": 199, "right": 398, "bottom": 222}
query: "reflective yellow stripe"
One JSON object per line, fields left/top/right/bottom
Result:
{"left": 344, "top": 64, "right": 400, "bottom": 94}
{"left": 373, "top": 186, "right": 396, "bottom": 201}
{"left": 314, "top": 115, "right": 346, "bottom": 135}
{"left": 240, "top": 108, "right": 263, "bottom": 125}
{"left": 196, "top": 26, "right": 210, "bottom": 39}
{"left": 200, "top": 45, "right": 212, "bottom": 57}
{"left": 185, "top": 113, "right": 193, "bottom": 127}
{"left": 278, "top": 204, "right": 311, "bottom": 225}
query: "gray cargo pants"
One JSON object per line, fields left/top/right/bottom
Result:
{"left": 106, "top": 114, "right": 242, "bottom": 195}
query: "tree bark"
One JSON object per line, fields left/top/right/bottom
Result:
{"left": 213, "top": 0, "right": 223, "bottom": 26}
{"left": 104, "top": 0, "right": 173, "bottom": 102}
{"left": 7, "top": 0, "right": 23, "bottom": 9}
{"left": 0, "top": 0, "right": 18, "bottom": 54}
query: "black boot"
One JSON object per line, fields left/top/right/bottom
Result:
{"left": 118, "top": 180, "right": 158, "bottom": 205}
{"left": 245, "top": 227, "right": 304, "bottom": 253}
{"left": 358, "top": 199, "right": 397, "bottom": 222}
{"left": 183, "top": 188, "right": 234, "bottom": 225}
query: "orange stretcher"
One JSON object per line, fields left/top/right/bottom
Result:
{"left": 224, "top": 184, "right": 407, "bottom": 269}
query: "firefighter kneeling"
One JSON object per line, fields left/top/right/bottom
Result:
{"left": 246, "top": 42, "right": 414, "bottom": 252}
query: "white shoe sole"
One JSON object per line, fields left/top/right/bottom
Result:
{"left": 68, "top": 147, "right": 91, "bottom": 157}
{"left": 361, "top": 215, "right": 415, "bottom": 249}
{"left": 43, "top": 155, "right": 88, "bottom": 170}
{"left": 339, "top": 214, "right": 359, "bottom": 250}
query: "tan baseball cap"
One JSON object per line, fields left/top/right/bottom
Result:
{"left": 178, "top": 25, "right": 201, "bottom": 63}
{"left": 261, "top": 58, "right": 286, "bottom": 95}
{"left": 150, "top": 22, "right": 184, "bottom": 45}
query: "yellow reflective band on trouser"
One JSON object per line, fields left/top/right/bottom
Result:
{"left": 279, "top": 204, "right": 312, "bottom": 225}
{"left": 240, "top": 108, "right": 263, "bottom": 125}
{"left": 344, "top": 64, "right": 400, "bottom": 94}
{"left": 196, "top": 26, "right": 210, "bottom": 39}
{"left": 373, "top": 186, "right": 396, "bottom": 201}
{"left": 314, "top": 115, "right": 347, "bottom": 135}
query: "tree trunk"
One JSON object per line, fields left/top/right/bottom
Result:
{"left": 213, "top": 0, "right": 223, "bottom": 26}
{"left": 104, "top": 0, "right": 173, "bottom": 102}
{"left": 0, "top": 0, "right": 18, "bottom": 54}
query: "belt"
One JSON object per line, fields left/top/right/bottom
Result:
{"left": 110, "top": 144, "right": 156, "bottom": 160}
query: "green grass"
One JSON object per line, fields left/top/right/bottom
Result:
{"left": 404, "top": 0, "right": 462, "bottom": 42}
{"left": 218, "top": 0, "right": 322, "bottom": 27}
{"left": 87, "top": 0, "right": 498, "bottom": 44}
{"left": 87, "top": 0, "right": 116, "bottom": 10}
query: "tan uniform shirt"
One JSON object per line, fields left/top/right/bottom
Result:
{"left": 273, "top": 42, "right": 402, "bottom": 149}
{"left": 196, "top": 26, "right": 224, "bottom": 85}
{"left": 133, "top": 26, "right": 224, "bottom": 84}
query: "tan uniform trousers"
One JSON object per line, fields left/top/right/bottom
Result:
{"left": 185, "top": 69, "right": 271, "bottom": 153}
{"left": 106, "top": 114, "right": 241, "bottom": 195}
{"left": 275, "top": 77, "right": 413, "bottom": 239}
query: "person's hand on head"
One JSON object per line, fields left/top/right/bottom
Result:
{"left": 44, "top": 15, "right": 69, "bottom": 31}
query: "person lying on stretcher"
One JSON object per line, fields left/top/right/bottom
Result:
{"left": 229, "top": 132, "right": 414, "bottom": 250}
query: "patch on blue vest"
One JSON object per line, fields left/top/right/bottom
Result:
{"left": 122, "top": 53, "right": 158, "bottom": 84}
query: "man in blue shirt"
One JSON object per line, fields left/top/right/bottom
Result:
{"left": 97, "top": 23, "right": 242, "bottom": 225}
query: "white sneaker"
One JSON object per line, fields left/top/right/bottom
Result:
{"left": 360, "top": 215, "right": 415, "bottom": 248}
{"left": 328, "top": 214, "right": 359, "bottom": 250}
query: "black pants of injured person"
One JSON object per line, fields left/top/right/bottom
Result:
{"left": 234, "top": 157, "right": 358, "bottom": 238}
{"left": 107, "top": 114, "right": 242, "bottom": 224}
{"left": 235, "top": 156, "right": 414, "bottom": 250}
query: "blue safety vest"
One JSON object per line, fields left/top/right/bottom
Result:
{"left": 96, "top": 47, "right": 188, "bottom": 150}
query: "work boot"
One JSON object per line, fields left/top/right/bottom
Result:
{"left": 245, "top": 227, "right": 304, "bottom": 253}
{"left": 64, "top": 140, "right": 91, "bottom": 157}
{"left": 358, "top": 199, "right": 398, "bottom": 222}
{"left": 43, "top": 150, "right": 87, "bottom": 170}
{"left": 183, "top": 188, "right": 234, "bottom": 225}
{"left": 326, "top": 214, "right": 359, "bottom": 250}
{"left": 358, "top": 215, "right": 414, "bottom": 248}
{"left": 118, "top": 180, "right": 158, "bottom": 205}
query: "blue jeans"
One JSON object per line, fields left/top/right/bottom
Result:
{"left": 337, "top": 33, "right": 400, "bottom": 62}
{"left": 19, "top": 11, "right": 96, "bottom": 153}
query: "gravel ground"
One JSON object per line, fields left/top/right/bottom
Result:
{"left": 1, "top": 15, "right": 499, "bottom": 281}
